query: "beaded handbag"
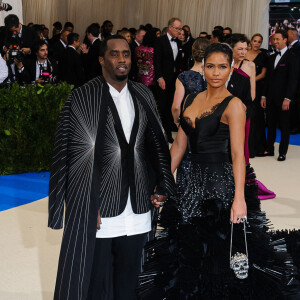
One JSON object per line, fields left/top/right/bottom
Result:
{"left": 230, "top": 221, "right": 249, "bottom": 279}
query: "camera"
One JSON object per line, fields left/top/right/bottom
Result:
{"left": 8, "top": 45, "right": 24, "bottom": 63}
{"left": 41, "top": 66, "right": 56, "bottom": 84}
{"left": 0, "top": 1, "right": 12, "bottom": 11}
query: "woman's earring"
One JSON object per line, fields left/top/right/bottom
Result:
{"left": 203, "top": 71, "right": 205, "bottom": 81}
{"left": 202, "top": 58, "right": 205, "bottom": 80}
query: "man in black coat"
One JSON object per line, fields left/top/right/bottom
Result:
{"left": 287, "top": 28, "right": 300, "bottom": 134}
{"left": 19, "top": 39, "right": 58, "bottom": 84}
{"left": 48, "top": 35, "right": 175, "bottom": 300}
{"left": 182, "top": 25, "right": 195, "bottom": 69}
{"left": 49, "top": 29, "right": 70, "bottom": 81}
{"left": 154, "top": 17, "right": 183, "bottom": 143}
{"left": 3, "top": 14, "right": 38, "bottom": 55}
{"left": 261, "top": 29, "right": 299, "bottom": 161}
{"left": 65, "top": 33, "right": 84, "bottom": 88}
{"left": 82, "top": 24, "right": 101, "bottom": 81}
{"left": 129, "top": 28, "right": 146, "bottom": 81}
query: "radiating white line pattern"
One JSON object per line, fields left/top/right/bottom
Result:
{"left": 99, "top": 107, "right": 122, "bottom": 216}
{"left": 134, "top": 101, "right": 150, "bottom": 213}
{"left": 48, "top": 77, "right": 175, "bottom": 300}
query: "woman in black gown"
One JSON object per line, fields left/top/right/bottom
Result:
{"left": 245, "top": 33, "right": 268, "bottom": 157}
{"left": 138, "top": 43, "right": 299, "bottom": 299}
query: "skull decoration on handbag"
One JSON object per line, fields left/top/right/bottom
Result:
{"left": 230, "top": 252, "right": 249, "bottom": 279}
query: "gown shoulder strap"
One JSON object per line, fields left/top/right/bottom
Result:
{"left": 215, "top": 95, "right": 235, "bottom": 119}
{"left": 182, "top": 93, "right": 198, "bottom": 112}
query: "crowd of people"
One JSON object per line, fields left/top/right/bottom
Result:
{"left": 1, "top": 13, "right": 300, "bottom": 299}
{"left": 0, "top": 14, "right": 299, "bottom": 161}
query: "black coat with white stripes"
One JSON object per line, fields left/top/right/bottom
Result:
{"left": 48, "top": 76, "right": 175, "bottom": 300}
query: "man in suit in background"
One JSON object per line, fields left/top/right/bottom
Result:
{"left": 50, "top": 29, "right": 70, "bottom": 82}
{"left": 82, "top": 24, "right": 102, "bottom": 82}
{"left": 287, "top": 28, "right": 300, "bottom": 134}
{"left": 182, "top": 25, "right": 195, "bottom": 69}
{"left": 65, "top": 33, "right": 84, "bottom": 88}
{"left": 3, "top": 14, "right": 38, "bottom": 55}
{"left": 129, "top": 29, "right": 146, "bottom": 81}
{"left": 154, "top": 17, "right": 182, "bottom": 143}
{"left": 261, "top": 29, "right": 299, "bottom": 161}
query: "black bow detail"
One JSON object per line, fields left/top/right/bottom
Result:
{"left": 171, "top": 37, "right": 176, "bottom": 42}
{"left": 276, "top": 50, "right": 281, "bottom": 56}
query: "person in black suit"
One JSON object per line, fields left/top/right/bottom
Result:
{"left": 129, "top": 29, "right": 146, "bottom": 81}
{"left": 3, "top": 14, "right": 38, "bottom": 55}
{"left": 182, "top": 25, "right": 195, "bottom": 69}
{"left": 287, "top": 28, "right": 300, "bottom": 134}
{"left": 65, "top": 33, "right": 84, "bottom": 88}
{"left": 81, "top": 24, "right": 101, "bottom": 82}
{"left": 261, "top": 29, "right": 299, "bottom": 161}
{"left": 154, "top": 17, "right": 183, "bottom": 143}
{"left": 19, "top": 39, "right": 57, "bottom": 84}
{"left": 50, "top": 29, "right": 70, "bottom": 81}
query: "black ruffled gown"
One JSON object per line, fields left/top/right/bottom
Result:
{"left": 138, "top": 95, "right": 300, "bottom": 299}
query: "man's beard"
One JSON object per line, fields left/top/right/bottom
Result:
{"left": 115, "top": 74, "right": 128, "bottom": 81}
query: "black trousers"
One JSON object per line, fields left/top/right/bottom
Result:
{"left": 266, "top": 103, "right": 291, "bottom": 155}
{"left": 249, "top": 99, "right": 267, "bottom": 156}
{"left": 87, "top": 233, "right": 146, "bottom": 300}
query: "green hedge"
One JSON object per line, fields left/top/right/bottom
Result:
{"left": 0, "top": 82, "right": 73, "bottom": 175}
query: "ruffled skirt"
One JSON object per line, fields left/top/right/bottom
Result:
{"left": 138, "top": 163, "right": 300, "bottom": 299}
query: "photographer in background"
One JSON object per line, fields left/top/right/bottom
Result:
{"left": 1, "top": 39, "right": 24, "bottom": 84}
{"left": 20, "top": 39, "right": 57, "bottom": 84}
{"left": 4, "top": 14, "right": 38, "bottom": 56}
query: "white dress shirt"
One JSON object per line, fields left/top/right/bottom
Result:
{"left": 96, "top": 83, "right": 151, "bottom": 238}
{"left": 167, "top": 32, "right": 178, "bottom": 60}
{"left": 0, "top": 54, "right": 8, "bottom": 83}
{"left": 60, "top": 39, "right": 67, "bottom": 48}
{"left": 274, "top": 46, "right": 287, "bottom": 68}
{"left": 288, "top": 40, "right": 298, "bottom": 49}
{"left": 36, "top": 60, "right": 48, "bottom": 80}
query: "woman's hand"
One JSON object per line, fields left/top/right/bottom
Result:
{"left": 230, "top": 199, "right": 247, "bottom": 224}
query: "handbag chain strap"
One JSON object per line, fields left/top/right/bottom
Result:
{"left": 230, "top": 221, "right": 248, "bottom": 262}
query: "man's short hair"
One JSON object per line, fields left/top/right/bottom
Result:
{"left": 168, "top": 17, "right": 181, "bottom": 27}
{"left": 53, "top": 21, "right": 62, "bottom": 30}
{"left": 214, "top": 25, "right": 224, "bottom": 31}
{"left": 212, "top": 29, "right": 224, "bottom": 42}
{"left": 87, "top": 24, "right": 100, "bottom": 37}
{"left": 33, "top": 39, "right": 47, "bottom": 54}
{"left": 224, "top": 27, "right": 232, "bottom": 34}
{"left": 64, "top": 22, "right": 74, "bottom": 29}
{"left": 4, "top": 14, "right": 19, "bottom": 29}
{"left": 67, "top": 33, "right": 79, "bottom": 45}
{"left": 275, "top": 29, "right": 288, "bottom": 40}
{"left": 99, "top": 35, "right": 128, "bottom": 57}
{"left": 287, "top": 28, "right": 298, "bottom": 35}
{"left": 135, "top": 29, "right": 146, "bottom": 36}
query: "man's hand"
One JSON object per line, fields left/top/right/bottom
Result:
{"left": 261, "top": 97, "right": 266, "bottom": 109}
{"left": 151, "top": 193, "right": 167, "bottom": 208}
{"left": 80, "top": 43, "right": 89, "bottom": 54}
{"left": 158, "top": 77, "right": 166, "bottom": 90}
{"left": 21, "top": 48, "right": 31, "bottom": 55}
{"left": 14, "top": 58, "right": 23, "bottom": 70}
{"left": 97, "top": 209, "right": 102, "bottom": 230}
{"left": 282, "top": 99, "right": 290, "bottom": 111}
{"left": 35, "top": 78, "right": 44, "bottom": 83}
